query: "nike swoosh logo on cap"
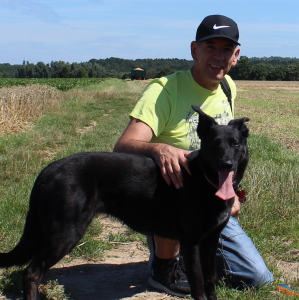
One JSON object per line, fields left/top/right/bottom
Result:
{"left": 213, "top": 24, "right": 230, "bottom": 30}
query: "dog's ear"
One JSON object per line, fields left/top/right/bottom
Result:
{"left": 192, "top": 105, "right": 218, "bottom": 139}
{"left": 228, "top": 117, "right": 250, "bottom": 138}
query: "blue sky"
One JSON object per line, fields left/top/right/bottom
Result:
{"left": 0, "top": 0, "right": 299, "bottom": 65}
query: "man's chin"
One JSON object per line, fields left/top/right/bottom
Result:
{"left": 208, "top": 69, "right": 226, "bottom": 80}
{"left": 209, "top": 74, "right": 225, "bottom": 83}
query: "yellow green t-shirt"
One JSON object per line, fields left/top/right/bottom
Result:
{"left": 130, "top": 70, "right": 236, "bottom": 151}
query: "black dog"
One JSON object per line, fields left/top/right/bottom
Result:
{"left": 0, "top": 106, "right": 249, "bottom": 300}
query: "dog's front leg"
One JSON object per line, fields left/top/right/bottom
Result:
{"left": 181, "top": 242, "right": 208, "bottom": 300}
{"left": 200, "top": 231, "right": 222, "bottom": 300}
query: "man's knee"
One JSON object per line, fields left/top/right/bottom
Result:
{"left": 217, "top": 216, "right": 273, "bottom": 289}
{"left": 223, "top": 262, "right": 273, "bottom": 289}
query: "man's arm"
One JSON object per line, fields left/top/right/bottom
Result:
{"left": 113, "top": 118, "right": 191, "bottom": 189}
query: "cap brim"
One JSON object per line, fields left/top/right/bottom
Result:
{"left": 197, "top": 35, "right": 241, "bottom": 46}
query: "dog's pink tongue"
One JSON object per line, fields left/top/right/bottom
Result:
{"left": 215, "top": 171, "right": 235, "bottom": 200}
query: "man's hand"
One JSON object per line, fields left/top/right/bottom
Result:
{"left": 113, "top": 118, "right": 191, "bottom": 189}
{"left": 231, "top": 195, "right": 241, "bottom": 217}
{"left": 153, "top": 144, "right": 191, "bottom": 189}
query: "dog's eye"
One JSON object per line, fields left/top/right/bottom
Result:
{"left": 231, "top": 138, "right": 240, "bottom": 147}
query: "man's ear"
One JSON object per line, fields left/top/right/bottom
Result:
{"left": 231, "top": 47, "right": 240, "bottom": 66}
{"left": 190, "top": 41, "right": 198, "bottom": 61}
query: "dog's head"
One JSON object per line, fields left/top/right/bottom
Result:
{"left": 191, "top": 105, "right": 249, "bottom": 199}
{"left": 192, "top": 105, "right": 249, "bottom": 172}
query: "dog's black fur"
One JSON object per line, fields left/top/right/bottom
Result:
{"left": 0, "top": 106, "right": 249, "bottom": 300}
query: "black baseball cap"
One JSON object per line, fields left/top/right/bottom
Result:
{"left": 196, "top": 15, "right": 240, "bottom": 46}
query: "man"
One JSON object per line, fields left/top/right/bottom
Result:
{"left": 113, "top": 15, "right": 273, "bottom": 297}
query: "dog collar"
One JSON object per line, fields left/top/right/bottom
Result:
{"left": 203, "top": 172, "right": 218, "bottom": 189}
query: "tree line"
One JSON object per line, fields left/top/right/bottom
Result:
{"left": 229, "top": 56, "right": 299, "bottom": 81}
{"left": 0, "top": 56, "right": 299, "bottom": 81}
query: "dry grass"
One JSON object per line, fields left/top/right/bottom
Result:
{"left": 1, "top": 80, "right": 298, "bottom": 154}
{"left": 235, "top": 81, "right": 299, "bottom": 152}
{"left": 0, "top": 84, "right": 61, "bottom": 135}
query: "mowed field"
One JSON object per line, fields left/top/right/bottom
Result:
{"left": 235, "top": 80, "right": 299, "bottom": 151}
{"left": 1, "top": 79, "right": 298, "bottom": 148}
{"left": 0, "top": 79, "right": 299, "bottom": 300}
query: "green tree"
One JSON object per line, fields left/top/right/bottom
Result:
{"left": 72, "top": 67, "right": 88, "bottom": 78}
{"left": 267, "top": 66, "right": 286, "bottom": 81}
{"left": 35, "top": 62, "right": 50, "bottom": 78}
{"left": 156, "top": 67, "right": 176, "bottom": 78}
{"left": 229, "top": 56, "right": 252, "bottom": 80}
{"left": 286, "top": 63, "right": 299, "bottom": 81}
{"left": 58, "top": 65, "right": 71, "bottom": 78}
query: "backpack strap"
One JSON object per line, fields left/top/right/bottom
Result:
{"left": 220, "top": 77, "right": 232, "bottom": 112}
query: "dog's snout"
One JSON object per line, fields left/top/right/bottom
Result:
{"left": 222, "top": 160, "right": 233, "bottom": 170}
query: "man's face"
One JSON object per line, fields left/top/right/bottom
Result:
{"left": 191, "top": 38, "right": 240, "bottom": 89}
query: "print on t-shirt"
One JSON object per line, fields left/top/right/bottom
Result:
{"left": 185, "top": 103, "right": 230, "bottom": 151}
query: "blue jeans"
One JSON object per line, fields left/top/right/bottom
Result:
{"left": 148, "top": 216, "right": 273, "bottom": 289}
{"left": 216, "top": 216, "right": 273, "bottom": 289}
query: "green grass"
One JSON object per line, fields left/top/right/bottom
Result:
{"left": 1, "top": 79, "right": 299, "bottom": 299}
{"left": 0, "top": 78, "right": 142, "bottom": 247}
{"left": 0, "top": 78, "right": 145, "bottom": 299}
{"left": 0, "top": 78, "right": 105, "bottom": 91}
{"left": 241, "top": 134, "right": 299, "bottom": 258}
{"left": 107, "top": 230, "right": 147, "bottom": 245}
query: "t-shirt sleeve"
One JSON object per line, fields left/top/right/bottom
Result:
{"left": 130, "top": 80, "right": 171, "bottom": 137}
{"left": 224, "top": 75, "right": 237, "bottom": 118}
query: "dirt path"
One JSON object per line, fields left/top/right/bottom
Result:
{"left": 1, "top": 217, "right": 299, "bottom": 300}
{"left": 1, "top": 217, "right": 179, "bottom": 300}
{"left": 43, "top": 217, "right": 179, "bottom": 300}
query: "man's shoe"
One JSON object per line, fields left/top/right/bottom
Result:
{"left": 148, "top": 255, "right": 191, "bottom": 297}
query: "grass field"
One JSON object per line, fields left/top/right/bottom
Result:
{"left": 0, "top": 78, "right": 299, "bottom": 299}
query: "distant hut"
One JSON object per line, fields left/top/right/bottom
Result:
{"left": 131, "top": 68, "right": 146, "bottom": 80}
